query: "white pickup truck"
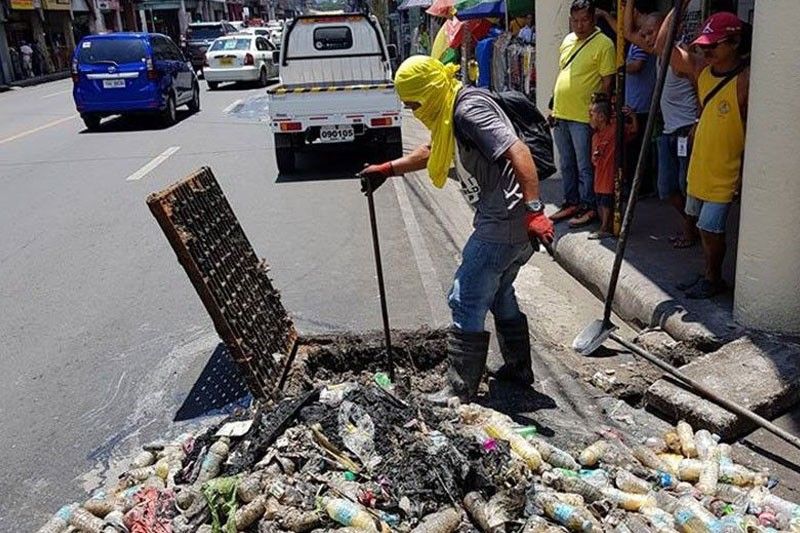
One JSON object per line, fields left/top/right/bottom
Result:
{"left": 266, "top": 14, "right": 403, "bottom": 173}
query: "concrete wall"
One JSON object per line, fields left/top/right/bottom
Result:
{"left": 533, "top": 0, "right": 568, "bottom": 115}
{"left": 734, "top": 0, "right": 800, "bottom": 334}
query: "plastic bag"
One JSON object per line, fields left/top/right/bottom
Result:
{"left": 338, "top": 401, "right": 380, "bottom": 470}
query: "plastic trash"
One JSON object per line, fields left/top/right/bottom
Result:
{"left": 409, "top": 507, "right": 461, "bottom": 533}
{"left": 714, "top": 484, "right": 748, "bottom": 510}
{"left": 131, "top": 450, "right": 157, "bottom": 469}
{"left": 320, "top": 382, "right": 358, "bottom": 406}
{"left": 601, "top": 487, "right": 656, "bottom": 511}
{"left": 514, "top": 426, "right": 539, "bottom": 438}
{"left": 693, "top": 430, "right": 716, "bottom": 461}
{"left": 654, "top": 492, "right": 680, "bottom": 515}
{"left": 658, "top": 453, "right": 685, "bottom": 475}
{"left": 532, "top": 439, "right": 580, "bottom": 470}
{"left": 522, "top": 514, "right": 568, "bottom": 533}
{"left": 544, "top": 470, "right": 605, "bottom": 503}
{"left": 664, "top": 431, "right": 683, "bottom": 454}
{"left": 645, "top": 437, "right": 669, "bottom": 454}
{"left": 640, "top": 505, "right": 677, "bottom": 531}
{"left": 696, "top": 447, "right": 720, "bottom": 495}
{"left": 194, "top": 437, "right": 230, "bottom": 486}
{"left": 37, "top": 503, "right": 79, "bottom": 533}
{"left": 578, "top": 468, "right": 611, "bottom": 488}
{"left": 553, "top": 492, "right": 586, "bottom": 507}
{"left": 615, "top": 470, "right": 651, "bottom": 494}
{"left": 632, "top": 445, "right": 672, "bottom": 473}
{"left": 484, "top": 417, "right": 543, "bottom": 471}
{"left": 674, "top": 458, "right": 704, "bottom": 482}
{"left": 672, "top": 496, "right": 719, "bottom": 533}
{"left": 235, "top": 494, "right": 268, "bottom": 530}
{"left": 534, "top": 492, "right": 595, "bottom": 533}
{"left": 280, "top": 508, "right": 323, "bottom": 532}
{"left": 338, "top": 400, "right": 380, "bottom": 469}
{"left": 676, "top": 421, "right": 698, "bottom": 458}
{"left": 463, "top": 492, "right": 498, "bottom": 532}
{"left": 68, "top": 506, "right": 106, "bottom": 533}
{"left": 237, "top": 472, "right": 263, "bottom": 503}
{"left": 625, "top": 513, "right": 657, "bottom": 533}
{"left": 83, "top": 491, "right": 116, "bottom": 518}
{"left": 324, "top": 497, "right": 388, "bottom": 532}
{"left": 579, "top": 440, "right": 611, "bottom": 467}
{"left": 373, "top": 372, "right": 393, "bottom": 390}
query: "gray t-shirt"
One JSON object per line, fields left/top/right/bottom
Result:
{"left": 453, "top": 88, "right": 528, "bottom": 245}
{"left": 660, "top": 63, "right": 698, "bottom": 134}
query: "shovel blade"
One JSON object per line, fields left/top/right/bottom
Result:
{"left": 572, "top": 319, "right": 618, "bottom": 356}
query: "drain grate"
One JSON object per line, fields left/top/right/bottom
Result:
{"left": 147, "top": 167, "right": 296, "bottom": 400}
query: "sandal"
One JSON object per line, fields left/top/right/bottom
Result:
{"left": 588, "top": 230, "right": 614, "bottom": 240}
{"left": 676, "top": 273, "right": 703, "bottom": 291}
{"left": 685, "top": 278, "right": 727, "bottom": 299}
{"left": 672, "top": 237, "right": 697, "bottom": 249}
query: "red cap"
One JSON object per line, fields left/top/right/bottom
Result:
{"left": 692, "top": 12, "right": 743, "bottom": 46}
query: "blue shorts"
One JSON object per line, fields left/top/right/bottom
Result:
{"left": 656, "top": 127, "right": 691, "bottom": 200}
{"left": 596, "top": 193, "right": 614, "bottom": 208}
{"left": 685, "top": 195, "right": 731, "bottom": 234}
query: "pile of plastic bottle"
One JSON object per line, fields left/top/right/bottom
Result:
{"left": 37, "top": 378, "right": 799, "bottom": 533}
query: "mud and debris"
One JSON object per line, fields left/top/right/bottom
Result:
{"left": 38, "top": 331, "right": 798, "bottom": 533}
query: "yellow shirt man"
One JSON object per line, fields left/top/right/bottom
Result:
{"left": 553, "top": 29, "right": 616, "bottom": 124}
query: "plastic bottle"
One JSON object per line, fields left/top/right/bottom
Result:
{"left": 235, "top": 495, "right": 268, "bottom": 530}
{"left": 194, "top": 437, "right": 230, "bottom": 486}
{"left": 654, "top": 491, "right": 680, "bottom": 514}
{"left": 68, "top": 506, "right": 106, "bottom": 533}
{"left": 463, "top": 492, "right": 497, "bottom": 532}
{"left": 122, "top": 466, "right": 156, "bottom": 484}
{"left": 130, "top": 450, "right": 157, "bottom": 469}
{"left": 601, "top": 487, "right": 656, "bottom": 511}
{"left": 676, "top": 421, "right": 698, "bottom": 458}
{"left": 696, "top": 448, "right": 720, "bottom": 496}
{"left": 640, "top": 505, "right": 677, "bottom": 531}
{"left": 237, "top": 472, "right": 263, "bottom": 503}
{"left": 664, "top": 431, "right": 683, "bottom": 454}
{"left": 676, "top": 459, "right": 704, "bottom": 482}
{"left": 545, "top": 470, "right": 604, "bottom": 503}
{"left": 579, "top": 440, "right": 611, "bottom": 467}
{"left": 83, "top": 491, "right": 116, "bottom": 518}
{"left": 693, "top": 430, "right": 716, "bottom": 461}
{"left": 514, "top": 426, "right": 539, "bottom": 438}
{"left": 625, "top": 513, "right": 657, "bottom": 533}
{"left": 37, "top": 503, "right": 78, "bottom": 533}
{"left": 324, "top": 498, "right": 386, "bottom": 532}
{"left": 522, "top": 515, "right": 568, "bottom": 533}
{"left": 532, "top": 439, "right": 580, "bottom": 470}
{"left": 672, "top": 496, "right": 719, "bottom": 533}
{"left": 554, "top": 492, "right": 586, "bottom": 507}
{"left": 713, "top": 484, "right": 748, "bottom": 509}
{"left": 280, "top": 508, "right": 323, "bottom": 532}
{"left": 484, "top": 418, "right": 543, "bottom": 471}
{"left": 658, "top": 454, "right": 685, "bottom": 474}
{"left": 634, "top": 446, "right": 672, "bottom": 473}
{"left": 717, "top": 464, "right": 756, "bottom": 486}
{"left": 534, "top": 493, "right": 594, "bottom": 533}
{"left": 615, "top": 470, "right": 651, "bottom": 494}
{"left": 410, "top": 507, "right": 461, "bottom": 533}
{"left": 645, "top": 437, "right": 669, "bottom": 454}
{"left": 578, "top": 468, "right": 610, "bottom": 489}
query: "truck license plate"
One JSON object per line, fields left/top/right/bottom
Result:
{"left": 319, "top": 125, "right": 354, "bottom": 143}
{"left": 102, "top": 79, "right": 125, "bottom": 89}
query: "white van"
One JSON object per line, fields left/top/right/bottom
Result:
{"left": 266, "top": 14, "right": 402, "bottom": 173}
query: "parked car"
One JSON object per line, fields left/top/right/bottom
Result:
{"left": 266, "top": 14, "right": 401, "bottom": 173}
{"left": 204, "top": 34, "right": 278, "bottom": 89}
{"left": 72, "top": 32, "right": 200, "bottom": 130}
{"left": 239, "top": 26, "right": 271, "bottom": 38}
{"left": 184, "top": 21, "right": 239, "bottom": 72}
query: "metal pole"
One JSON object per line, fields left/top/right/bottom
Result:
{"left": 612, "top": 0, "right": 626, "bottom": 236}
{"left": 610, "top": 333, "right": 800, "bottom": 451}
{"left": 365, "top": 179, "right": 395, "bottom": 380}
{"left": 601, "top": 0, "right": 681, "bottom": 327}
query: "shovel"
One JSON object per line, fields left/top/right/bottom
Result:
{"left": 573, "top": 0, "right": 683, "bottom": 356}
{"left": 363, "top": 175, "right": 395, "bottom": 380}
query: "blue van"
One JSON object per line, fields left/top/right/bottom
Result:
{"left": 72, "top": 33, "right": 200, "bottom": 130}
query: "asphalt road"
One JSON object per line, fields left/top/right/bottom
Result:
{"left": 0, "top": 78, "right": 458, "bottom": 528}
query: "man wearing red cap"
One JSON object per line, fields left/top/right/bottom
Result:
{"left": 658, "top": 2, "right": 750, "bottom": 299}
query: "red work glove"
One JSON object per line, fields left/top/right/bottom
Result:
{"left": 526, "top": 210, "right": 555, "bottom": 244}
{"left": 358, "top": 161, "right": 395, "bottom": 195}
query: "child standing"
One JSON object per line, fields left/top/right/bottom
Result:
{"left": 588, "top": 94, "right": 638, "bottom": 239}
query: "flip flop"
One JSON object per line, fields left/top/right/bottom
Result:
{"left": 676, "top": 273, "right": 703, "bottom": 291}
{"left": 588, "top": 231, "right": 614, "bottom": 240}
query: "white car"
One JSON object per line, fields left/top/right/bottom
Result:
{"left": 240, "top": 26, "right": 272, "bottom": 38}
{"left": 269, "top": 28, "right": 283, "bottom": 49}
{"left": 203, "top": 34, "right": 279, "bottom": 89}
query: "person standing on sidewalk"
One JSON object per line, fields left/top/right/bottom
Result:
{"left": 19, "top": 42, "right": 34, "bottom": 79}
{"left": 659, "top": 6, "right": 750, "bottom": 299}
{"left": 549, "top": 0, "right": 616, "bottom": 229}
{"left": 358, "top": 56, "right": 554, "bottom": 404}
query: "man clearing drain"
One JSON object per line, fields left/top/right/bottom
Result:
{"left": 358, "top": 56, "right": 554, "bottom": 404}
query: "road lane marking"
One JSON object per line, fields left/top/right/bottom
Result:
{"left": 0, "top": 114, "right": 78, "bottom": 146}
{"left": 392, "top": 178, "right": 451, "bottom": 327}
{"left": 125, "top": 146, "right": 180, "bottom": 181}
{"left": 42, "top": 89, "right": 72, "bottom": 99}
{"left": 222, "top": 98, "right": 243, "bottom": 113}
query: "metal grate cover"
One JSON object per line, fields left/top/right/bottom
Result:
{"left": 147, "top": 167, "right": 296, "bottom": 400}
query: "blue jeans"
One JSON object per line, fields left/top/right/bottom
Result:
{"left": 656, "top": 127, "right": 691, "bottom": 200}
{"left": 553, "top": 119, "right": 595, "bottom": 208}
{"left": 448, "top": 234, "right": 533, "bottom": 333}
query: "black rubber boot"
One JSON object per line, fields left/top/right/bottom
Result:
{"left": 424, "top": 327, "right": 490, "bottom": 405}
{"left": 491, "top": 315, "right": 534, "bottom": 386}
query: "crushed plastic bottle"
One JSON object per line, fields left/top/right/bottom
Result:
{"left": 522, "top": 514, "right": 569, "bottom": 533}
{"left": 673, "top": 496, "right": 719, "bottom": 533}
{"left": 534, "top": 492, "right": 595, "bottom": 533}
{"left": 532, "top": 439, "right": 580, "bottom": 470}
{"left": 676, "top": 421, "right": 698, "bottom": 458}
{"left": 339, "top": 401, "right": 380, "bottom": 469}
{"left": 194, "top": 437, "right": 229, "bottom": 486}
{"left": 579, "top": 468, "right": 611, "bottom": 489}
{"left": 640, "top": 505, "right": 677, "bottom": 531}
{"left": 654, "top": 491, "right": 680, "bottom": 515}
{"left": 82, "top": 491, "right": 116, "bottom": 518}
{"left": 645, "top": 437, "right": 669, "bottom": 454}
{"left": 235, "top": 494, "right": 268, "bottom": 530}
{"left": 675, "top": 458, "right": 704, "bottom": 482}
{"left": 463, "top": 492, "right": 498, "bottom": 532}
{"left": 324, "top": 497, "right": 388, "bottom": 533}
{"left": 697, "top": 447, "right": 720, "bottom": 495}
{"left": 616, "top": 470, "right": 652, "bottom": 494}
{"left": 579, "top": 440, "right": 611, "bottom": 467}
{"left": 484, "top": 418, "right": 543, "bottom": 471}
{"left": 714, "top": 484, "right": 748, "bottom": 510}
{"left": 409, "top": 507, "right": 461, "bottom": 533}
{"left": 130, "top": 450, "right": 157, "bottom": 469}
{"left": 68, "top": 506, "right": 106, "bottom": 533}
{"left": 543, "top": 470, "right": 605, "bottom": 504}
{"left": 693, "top": 430, "right": 716, "bottom": 461}
{"left": 280, "top": 508, "right": 323, "bottom": 532}
{"left": 664, "top": 431, "right": 683, "bottom": 454}
{"left": 553, "top": 492, "right": 586, "bottom": 507}
{"left": 634, "top": 446, "right": 672, "bottom": 473}
{"left": 658, "top": 454, "right": 685, "bottom": 475}
{"left": 37, "top": 503, "right": 79, "bottom": 533}
{"left": 625, "top": 513, "right": 657, "bottom": 533}
{"left": 237, "top": 472, "right": 263, "bottom": 503}
{"left": 601, "top": 487, "right": 656, "bottom": 511}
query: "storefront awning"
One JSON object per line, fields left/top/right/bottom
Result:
{"left": 43, "top": 0, "right": 71, "bottom": 10}
{"left": 134, "top": 0, "right": 181, "bottom": 8}
{"left": 398, "top": 0, "right": 432, "bottom": 11}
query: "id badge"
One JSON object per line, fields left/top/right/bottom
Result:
{"left": 677, "top": 136, "right": 689, "bottom": 158}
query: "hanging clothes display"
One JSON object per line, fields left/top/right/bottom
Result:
{"left": 491, "top": 31, "right": 511, "bottom": 91}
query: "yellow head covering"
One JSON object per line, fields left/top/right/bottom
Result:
{"left": 394, "top": 55, "right": 462, "bottom": 188}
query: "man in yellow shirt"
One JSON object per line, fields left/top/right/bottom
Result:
{"left": 549, "top": 0, "right": 616, "bottom": 228}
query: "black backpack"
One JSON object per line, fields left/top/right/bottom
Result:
{"left": 490, "top": 90, "right": 557, "bottom": 180}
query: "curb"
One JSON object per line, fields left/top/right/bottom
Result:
{"left": 10, "top": 71, "right": 70, "bottom": 88}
